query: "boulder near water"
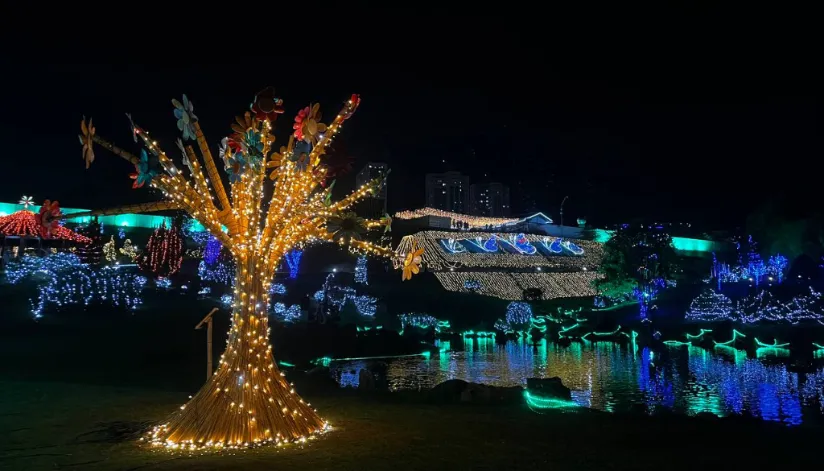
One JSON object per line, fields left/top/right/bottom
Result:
{"left": 526, "top": 377, "right": 572, "bottom": 400}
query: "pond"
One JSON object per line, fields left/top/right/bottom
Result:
{"left": 329, "top": 338, "right": 824, "bottom": 425}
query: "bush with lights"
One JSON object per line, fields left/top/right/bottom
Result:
{"left": 73, "top": 89, "right": 419, "bottom": 450}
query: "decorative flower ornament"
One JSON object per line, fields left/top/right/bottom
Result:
{"left": 172, "top": 95, "right": 198, "bottom": 141}
{"left": 402, "top": 243, "right": 424, "bottom": 280}
{"left": 37, "top": 199, "right": 62, "bottom": 238}
{"left": 293, "top": 103, "right": 327, "bottom": 144}
{"left": 266, "top": 146, "right": 286, "bottom": 180}
{"left": 340, "top": 94, "right": 361, "bottom": 120}
{"left": 78, "top": 116, "right": 96, "bottom": 169}
{"left": 242, "top": 129, "right": 264, "bottom": 167}
{"left": 251, "top": 87, "right": 284, "bottom": 122}
{"left": 231, "top": 112, "right": 258, "bottom": 141}
{"left": 18, "top": 195, "right": 34, "bottom": 209}
{"left": 130, "top": 149, "right": 157, "bottom": 189}
{"left": 225, "top": 153, "right": 247, "bottom": 183}
{"left": 326, "top": 212, "right": 367, "bottom": 243}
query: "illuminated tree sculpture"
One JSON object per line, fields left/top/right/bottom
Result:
{"left": 139, "top": 222, "right": 184, "bottom": 278}
{"left": 76, "top": 89, "right": 419, "bottom": 450}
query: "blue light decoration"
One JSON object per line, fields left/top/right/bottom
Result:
{"left": 546, "top": 237, "right": 563, "bottom": 254}
{"left": 398, "top": 313, "right": 450, "bottom": 334}
{"left": 269, "top": 283, "right": 287, "bottom": 295}
{"left": 204, "top": 236, "right": 221, "bottom": 265}
{"left": 494, "top": 301, "right": 534, "bottom": 334}
{"left": 440, "top": 238, "right": 467, "bottom": 254}
{"left": 463, "top": 279, "right": 482, "bottom": 290}
{"left": 481, "top": 235, "right": 498, "bottom": 252}
{"left": 284, "top": 249, "right": 302, "bottom": 279}
{"left": 767, "top": 254, "right": 789, "bottom": 283}
{"left": 351, "top": 295, "right": 377, "bottom": 317}
{"left": 3, "top": 253, "right": 144, "bottom": 318}
{"left": 220, "top": 294, "right": 233, "bottom": 307}
{"left": 183, "top": 217, "right": 212, "bottom": 245}
{"left": 311, "top": 273, "right": 376, "bottom": 317}
{"left": 354, "top": 255, "right": 368, "bottom": 285}
{"left": 118, "top": 227, "right": 126, "bottom": 240}
{"left": 156, "top": 277, "right": 172, "bottom": 289}
{"left": 504, "top": 233, "right": 537, "bottom": 255}
{"left": 561, "top": 240, "right": 584, "bottom": 256}
{"left": 272, "top": 302, "right": 302, "bottom": 322}
{"left": 633, "top": 278, "right": 663, "bottom": 320}
{"left": 198, "top": 259, "right": 234, "bottom": 285}
{"left": 685, "top": 287, "right": 824, "bottom": 324}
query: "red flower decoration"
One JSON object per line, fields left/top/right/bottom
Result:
{"left": 341, "top": 94, "right": 361, "bottom": 120}
{"left": 37, "top": 199, "right": 62, "bottom": 238}
{"left": 251, "top": 87, "right": 284, "bottom": 122}
{"left": 293, "top": 106, "right": 310, "bottom": 141}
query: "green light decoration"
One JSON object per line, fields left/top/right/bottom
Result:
{"left": 461, "top": 330, "right": 496, "bottom": 338}
{"left": 277, "top": 361, "right": 296, "bottom": 367}
{"left": 311, "top": 352, "right": 429, "bottom": 366}
{"left": 755, "top": 347, "right": 790, "bottom": 359}
{"left": 523, "top": 390, "right": 578, "bottom": 410}
{"left": 685, "top": 329, "right": 713, "bottom": 340}
{"left": 631, "top": 330, "right": 638, "bottom": 354}
{"left": 581, "top": 325, "right": 628, "bottom": 341}
{"left": 558, "top": 323, "right": 581, "bottom": 339}
{"left": 663, "top": 340, "right": 692, "bottom": 347}
{"left": 356, "top": 325, "right": 384, "bottom": 332}
{"left": 713, "top": 329, "right": 747, "bottom": 347}
{"left": 754, "top": 338, "right": 790, "bottom": 348}
{"left": 812, "top": 343, "right": 824, "bottom": 350}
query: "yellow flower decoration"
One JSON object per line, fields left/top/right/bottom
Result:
{"left": 79, "top": 117, "right": 96, "bottom": 169}
{"left": 266, "top": 146, "right": 287, "bottom": 180}
{"left": 402, "top": 243, "right": 424, "bottom": 281}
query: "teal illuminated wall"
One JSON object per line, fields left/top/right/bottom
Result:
{"left": 589, "top": 229, "right": 717, "bottom": 253}
{"left": 0, "top": 202, "right": 172, "bottom": 229}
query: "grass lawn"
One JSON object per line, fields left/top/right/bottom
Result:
{"left": 1, "top": 379, "right": 820, "bottom": 470}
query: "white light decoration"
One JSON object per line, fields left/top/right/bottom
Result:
{"left": 394, "top": 207, "right": 518, "bottom": 228}
{"left": 434, "top": 271, "right": 598, "bottom": 301}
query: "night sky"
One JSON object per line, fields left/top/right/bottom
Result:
{"left": 1, "top": 23, "right": 819, "bottom": 230}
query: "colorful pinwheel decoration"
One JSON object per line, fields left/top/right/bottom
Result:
{"left": 251, "top": 87, "right": 284, "bottom": 122}
{"left": 231, "top": 112, "right": 258, "bottom": 143}
{"left": 18, "top": 195, "right": 34, "bottom": 209}
{"left": 172, "top": 95, "right": 198, "bottom": 141}
{"left": 293, "top": 103, "right": 327, "bottom": 144}
{"left": 402, "top": 243, "right": 424, "bottom": 281}
{"left": 266, "top": 146, "right": 286, "bottom": 180}
{"left": 242, "top": 129, "right": 264, "bottom": 167}
{"left": 225, "top": 153, "right": 247, "bottom": 183}
{"left": 79, "top": 116, "right": 96, "bottom": 169}
{"left": 129, "top": 149, "right": 157, "bottom": 189}
{"left": 37, "top": 199, "right": 62, "bottom": 238}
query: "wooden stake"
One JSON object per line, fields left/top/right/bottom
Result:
{"left": 195, "top": 308, "right": 219, "bottom": 380}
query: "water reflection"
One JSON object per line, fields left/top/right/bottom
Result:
{"left": 329, "top": 338, "right": 824, "bottom": 425}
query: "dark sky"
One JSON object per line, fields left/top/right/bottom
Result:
{"left": 1, "top": 17, "right": 819, "bottom": 230}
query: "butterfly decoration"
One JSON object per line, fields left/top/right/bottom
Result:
{"left": 172, "top": 95, "right": 198, "bottom": 141}
{"left": 78, "top": 116, "right": 96, "bottom": 169}
{"left": 129, "top": 149, "right": 158, "bottom": 189}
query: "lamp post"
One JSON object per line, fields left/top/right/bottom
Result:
{"left": 559, "top": 195, "right": 568, "bottom": 239}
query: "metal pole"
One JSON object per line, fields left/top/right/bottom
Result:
{"left": 195, "top": 308, "right": 219, "bottom": 381}
{"left": 559, "top": 196, "right": 568, "bottom": 239}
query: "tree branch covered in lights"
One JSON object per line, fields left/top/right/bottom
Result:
{"left": 78, "top": 89, "right": 418, "bottom": 451}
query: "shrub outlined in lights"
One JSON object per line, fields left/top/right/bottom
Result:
{"left": 494, "top": 302, "right": 534, "bottom": 334}
{"left": 74, "top": 90, "right": 416, "bottom": 450}
{"left": 3, "top": 253, "right": 144, "bottom": 318}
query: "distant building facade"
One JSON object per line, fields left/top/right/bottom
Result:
{"left": 355, "top": 162, "right": 389, "bottom": 219}
{"left": 470, "top": 182, "right": 510, "bottom": 217}
{"left": 425, "top": 172, "right": 469, "bottom": 213}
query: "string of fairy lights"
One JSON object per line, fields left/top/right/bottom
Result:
{"left": 393, "top": 207, "right": 518, "bottom": 228}
{"left": 686, "top": 287, "right": 824, "bottom": 324}
{"left": 434, "top": 271, "right": 599, "bottom": 301}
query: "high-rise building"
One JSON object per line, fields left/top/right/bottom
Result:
{"left": 355, "top": 162, "right": 388, "bottom": 219}
{"left": 425, "top": 172, "right": 469, "bottom": 213}
{"left": 470, "top": 182, "right": 511, "bottom": 217}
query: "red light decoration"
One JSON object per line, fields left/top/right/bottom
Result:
{"left": 139, "top": 222, "right": 183, "bottom": 277}
{"left": 0, "top": 210, "right": 91, "bottom": 243}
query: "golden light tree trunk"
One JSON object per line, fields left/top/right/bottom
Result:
{"left": 151, "top": 256, "right": 325, "bottom": 449}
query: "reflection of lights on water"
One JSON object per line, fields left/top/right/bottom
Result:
{"left": 329, "top": 340, "right": 823, "bottom": 425}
